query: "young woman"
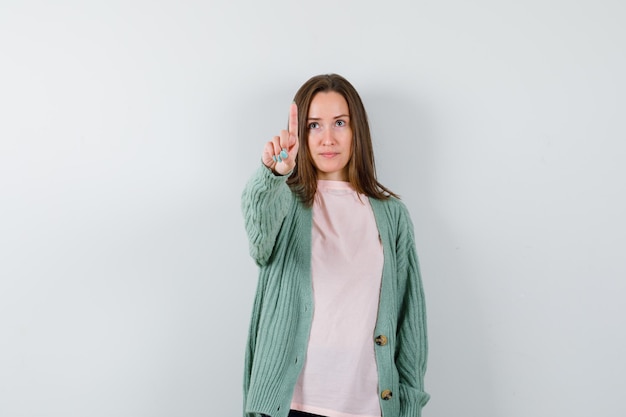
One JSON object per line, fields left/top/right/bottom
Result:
{"left": 241, "top": 74, "right": 429, "bottom": 417}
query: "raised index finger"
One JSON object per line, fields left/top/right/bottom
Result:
{"left": 288, "top": 102, "right": 298, "bottom": 138}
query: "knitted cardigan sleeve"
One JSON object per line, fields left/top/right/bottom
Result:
{"left": 241, "top": 164, "right": 293, "bottom": 266}
{"left": 395, "top": 202, "right": 430, "bottom": 417}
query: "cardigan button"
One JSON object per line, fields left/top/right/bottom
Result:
{"left": 381, "top": 389, "right": 393, "bottom": 400}
{"left": 375, "top": 335, "right": 388, "bottom": 346}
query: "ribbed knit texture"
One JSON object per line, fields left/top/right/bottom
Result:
{"left": 241, "top": 164, "right": 429, "bottom": 417}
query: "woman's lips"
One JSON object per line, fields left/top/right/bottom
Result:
{"left": 320, "top": 152, "right": 338, "bottom": 158}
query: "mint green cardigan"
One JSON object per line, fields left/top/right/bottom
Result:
{"left": 241, "top": 165, "right": 429, "bottom": 417}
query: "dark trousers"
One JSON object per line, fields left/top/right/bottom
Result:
{"left": 289, "top": 411, "right": 326, "bottom": 417}
{"left": 262, "top": 411, "right": 326, "bottom": 417}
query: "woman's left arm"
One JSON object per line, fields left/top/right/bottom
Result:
{"left": 395, "top": 205, "right": 430, "bottom": 417}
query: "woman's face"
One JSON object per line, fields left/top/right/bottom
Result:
{"left": 306, "top": 91, "right": 353, "bottom": 181}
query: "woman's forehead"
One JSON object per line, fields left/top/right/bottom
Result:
{"left": 308, "top": 91, "right": 350, "bottom": 119}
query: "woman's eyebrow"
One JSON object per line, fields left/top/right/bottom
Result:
{"left": 307, "top": 114, "right": 350, "bottom": 120}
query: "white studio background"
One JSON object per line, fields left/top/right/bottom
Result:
{"left": 1, "top": 1, "right": 625, "bottom": 416}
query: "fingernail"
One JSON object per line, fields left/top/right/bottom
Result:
{"left": 272, "top": 155, "right": 277, "bottom": 162}
{"left": 280, "top": 149, "right": 288, "bottom": 159}
{"left": 277, "top": 155, "right": 283, "bottom": 163}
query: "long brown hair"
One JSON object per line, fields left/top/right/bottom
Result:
{"left": 287, "top": 74, "right": 398, "bottom": 206}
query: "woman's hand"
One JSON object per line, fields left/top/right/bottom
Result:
{"left": 262, "top": 103, "right": 299, "bottom": 175}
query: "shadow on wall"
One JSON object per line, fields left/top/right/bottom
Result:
{"left": 367, "top": 91, "right": 498, "bottom": 417}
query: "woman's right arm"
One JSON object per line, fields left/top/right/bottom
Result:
{"left": 241, "top": 103, "right": 300, "bottom": 266}
{"left": 241, "top": 165, "right": 292, "bottom": 266}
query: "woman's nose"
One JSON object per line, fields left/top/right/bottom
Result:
{"left": 321, "top": 128, "right": 334, "bottom": 145}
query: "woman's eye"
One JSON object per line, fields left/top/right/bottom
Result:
{"left": 335, "top": 120, "right": 346, "bottom": 127}
{"left": 308, "top": 122, "right": 319, "bottom": 129}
